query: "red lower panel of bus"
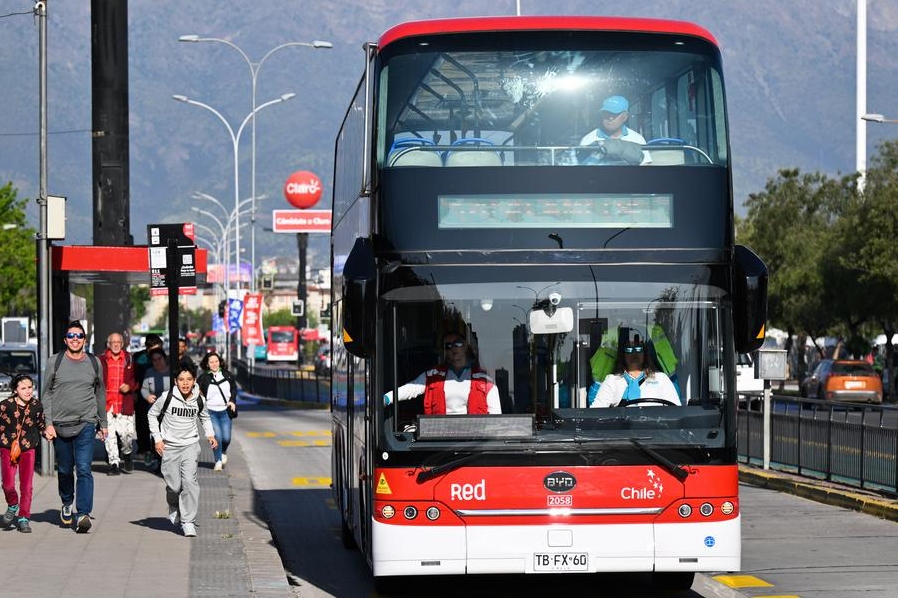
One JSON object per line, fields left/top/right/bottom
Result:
{"left": 373, "top": 464, "right": 738, "bottom": 526}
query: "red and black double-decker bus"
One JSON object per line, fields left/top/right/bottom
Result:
{"left": 330, "top": 16, "right": 767, "bottom": 591}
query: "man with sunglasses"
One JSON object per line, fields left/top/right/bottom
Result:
{"left": 42, "top": 321, "right": 107, "bottom": 533}
{"left": 384, "top": 331, "right": 501, "bottom": 415}
{"left": 589, "top": 332, "right": 680, "bottom": 408}
{"left": 579, "top": 95, "right": 651, "bottom": 165}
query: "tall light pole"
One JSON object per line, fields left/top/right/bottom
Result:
{"left": 178, "top": 35, "right": 333, "bottom": 292}
{"left": 173, "top": 93, "right": 294, "bottom": 301}
{"left": 857, "top": 0, "right": 867, "bottom": 192}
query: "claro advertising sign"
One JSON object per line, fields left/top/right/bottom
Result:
{"left": 271, "top": 209, "right": 332, "bottom": 233}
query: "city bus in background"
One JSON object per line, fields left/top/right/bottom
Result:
{"left": 265, "top": 325, "right": 299, "bottom": 363}
{"left": 330, "top": 16, "right": 767, "bottom": 591}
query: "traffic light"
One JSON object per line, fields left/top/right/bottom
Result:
{"left": 218, "top": 300, "right": 226, "bottom": 317}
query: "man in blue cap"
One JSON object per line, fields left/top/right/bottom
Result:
{"left": 579, "top": 95, "right": 651, "bottom": 165}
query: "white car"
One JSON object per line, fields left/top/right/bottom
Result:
{"left": 736, "top": 352, "right": 764, "bottom": 395}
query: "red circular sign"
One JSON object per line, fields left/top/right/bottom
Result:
{"left": 283, "top": 170, "right": 322, "bottom": 209}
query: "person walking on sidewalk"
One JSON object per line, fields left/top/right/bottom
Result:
{"left": 140, "top": 348, "right": 170, "bottom": 470}
{"left": 42, "top": 320, "right": 107, "bottom": 534}
{"left": 148, "top": 361, "right": 217, "bottom": 537}
{"left": 197, "top": 351, "right": 237, "bottom": 471}
{"left": 133, "top": 333, "right": 163, "bottom": 465}
{"left": 0, "top": 374, "right": 46, "bottom": 533}
{"left": 100, "top": 332, "right": 138, "bottom": 475}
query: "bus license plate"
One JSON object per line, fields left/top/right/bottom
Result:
{"left": 533, "top": 552, "right": 588, "bottom": 572}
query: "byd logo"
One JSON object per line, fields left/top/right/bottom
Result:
{"left": 544, "top": 470, "right": 577, "bottom": 493}
{"left": 450, "top": 479, "right": 486, "bottom": 501}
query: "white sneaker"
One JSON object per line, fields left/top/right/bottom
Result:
{"left": 221, "top": 454, "right": 228, "bottom": 466}
{"left": 182, "top": 522, "right": 197, "bottom": 537}
{"left": 167, "top": 506, "right": 180, "bottom": 525}
{"left": 213, "top": 461, "right": 223, "bottom": 471}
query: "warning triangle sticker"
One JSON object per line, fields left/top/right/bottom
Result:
{"left": 376, "top": 472, "right": 392, "bottom": 495}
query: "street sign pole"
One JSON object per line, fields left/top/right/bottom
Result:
{"left": 167, "top": 238, "right": 179, "bottom": 387}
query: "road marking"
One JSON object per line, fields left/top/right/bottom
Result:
{"left": 714, "top": 574, "right": 774, "bottom": 588}
{"left": 278, "top": 440, "right": 333, "bottom": 447}
{"left": 289, "top": 430, "right": 332, "bottom": 437}
{"left": 292, "top": 476, "right": 333, "bottom": 487}
{"left": 245, "top": 431, "right": 277, "bottom": 438}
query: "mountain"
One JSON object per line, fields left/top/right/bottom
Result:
{"left": 2, "top": 0, "right": 897, "bottom": 271}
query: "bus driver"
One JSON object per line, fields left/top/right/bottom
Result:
{"left": 384, "top": 332, "right": 502, "bottom": 415}
{"left": 579, "top": 95, "right": 651, "bottom": 165}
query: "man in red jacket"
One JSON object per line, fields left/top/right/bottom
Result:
{"left": 385, "top": 331, "right": 501, "bottom": 415}
{"left": 100, "top": 332, "right": 137, "bottom": 475}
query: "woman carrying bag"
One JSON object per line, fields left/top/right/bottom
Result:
{"left": 197, "top": 351, "right": 237, "bottom": 471}
{"left": 0, "top": 374, "right": 47, "bottom": 533}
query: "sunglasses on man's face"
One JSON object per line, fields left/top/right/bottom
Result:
{"left": 623, "top": 345, "right": 644, "bottom": 354}
{"left": 66, "top": 332, "right": 86, "bottom": 340}
{"left": 444, "top": 340, "right": 465, "bottom": 349}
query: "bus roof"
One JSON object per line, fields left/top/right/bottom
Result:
{"left": 378, "top": 16, "right": 718, "bottom": 50}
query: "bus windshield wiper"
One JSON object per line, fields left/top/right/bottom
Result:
{"left": 416, "top": 453, "right": 481, "bottom": 484}
{"left": 629, "top": 439, "right": 689, "bottom": 482}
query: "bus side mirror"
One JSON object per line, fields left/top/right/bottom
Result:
{"left": 734, "top": 244, "right": 768, "bottom": 354}
{"left": 342, "top": 237, "right": 376, "bottom": 358}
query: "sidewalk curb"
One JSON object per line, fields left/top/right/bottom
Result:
{"left": 738, "top": 465, "right": 898, "bottom": 522}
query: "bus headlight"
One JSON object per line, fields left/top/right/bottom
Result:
{"left": 381, "top": 505, "right": 396, "bottom": 519}
{"left": 677, "top": 503, "right": 692, "bottom": 518}
{"left": 699, "top": 502, "right": 714, "bottom": 517}
{"left": 403, "top": 506, "right": 418, "bottom": 520}
{"left": 425, "top": 506, "right": 441, "bottom": 521}
{"left": 721, "top": 501, "right": 735, "bottom": 515}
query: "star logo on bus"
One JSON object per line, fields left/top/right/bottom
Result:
{"left": 646, "top": 468, "right": 663, "bottom": 498}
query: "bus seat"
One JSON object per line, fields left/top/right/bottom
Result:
{"left": 444, "top": 138, "right": 503, "bottom": 167}
{"left": 646, "top": 137, "right": 686, "bottom": 165}
{"left": 388, "top": 138, "right": 443, "bottom": 167}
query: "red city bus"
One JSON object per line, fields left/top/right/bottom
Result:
{"left": 330, "top": 16, "right": 767, "bottom": 592}
{"left": 265, "top": 325, "right": 298, "bottom": 363}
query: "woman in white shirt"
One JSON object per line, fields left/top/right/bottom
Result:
{"left": 196, "top": 352, "right": 237, "bottom": 471}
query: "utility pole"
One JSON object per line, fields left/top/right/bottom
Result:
{"left": 35, "top": 0, "right": 53, "bottom": 476}
{"left": 91, "top": 0, "right": 132, "bottom": 351}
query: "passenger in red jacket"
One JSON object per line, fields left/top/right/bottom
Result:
{"left": 384, "top": 331, "right": 501, "bottom": 414}
{"left": 99, "top": 332, "right": 138, "bottom": 475}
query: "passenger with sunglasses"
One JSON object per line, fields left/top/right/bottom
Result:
{"left": 589, "top": 332, "right": 680, "bottom": 408}
{"left": 384, "top": 331, "right": 502, "bottom": 415}
{"left": 42, "top": 320, "right": 107, "bottom": 533}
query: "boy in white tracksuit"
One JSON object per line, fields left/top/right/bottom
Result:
{"left": 147, "top": 362, "right": 217, "bottom": 537}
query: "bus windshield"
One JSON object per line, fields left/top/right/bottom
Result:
{"left": 378, "top": 34, "right": 727, "bottom": 169}
{"left": 380, "top": 264, "right": 733, "bottom": 452}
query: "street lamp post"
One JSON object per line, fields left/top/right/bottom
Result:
{"left": 179, "top": 35, "right": 332, "bottom": 292}
{"left": 173, "top": 93, "right": 294, "bottom": 304}
{"left": 861, "top": 113, "right": 898, "bottom": 124}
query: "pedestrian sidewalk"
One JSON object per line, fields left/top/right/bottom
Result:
{"left": 0, "top": 437, "right": 292, "bottom": 598}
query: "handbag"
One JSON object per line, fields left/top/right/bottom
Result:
{"left": 9, "top": 435, "right": 21, "bottom": 464}
{"left": 227, "top": 402, "right": 238, "bottom": 419}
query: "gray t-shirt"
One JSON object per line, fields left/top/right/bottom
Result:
{"left": 41, "top": 352, "right": 107, "bottom": 430}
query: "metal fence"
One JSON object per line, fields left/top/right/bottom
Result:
{"left": 738, "top": 395, "right": 898, "bottom": 495}
{"left": 234, "top": 361, "right": 329, "bottom": 404}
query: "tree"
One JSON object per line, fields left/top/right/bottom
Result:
{"left": 0, "top": 182, "right": 37, "bottom": 318}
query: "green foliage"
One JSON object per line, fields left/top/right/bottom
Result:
{"left": 0, "top": 182, "right": 37, "bottom": 318}
{"left": 738, "top": 147, "right": 898, "bottom": 360}
{"left": 264, "top": 308, "right": 296, "bottom": 327}
{"left": 130, "top": 286, "right": 151, "bottom": 323}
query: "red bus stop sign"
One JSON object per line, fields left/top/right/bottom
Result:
{"left": 283, "top": 170, "right": 322, "bottom": 209}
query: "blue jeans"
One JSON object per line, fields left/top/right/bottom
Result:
{"left": 54, "top": 423, "right": 96, "bottom": 517}
{"left": 208, "top": 409, "right": 232, "bottom": 463}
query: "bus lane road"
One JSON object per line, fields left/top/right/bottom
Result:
{"left": 233, "top": 400, "right": 743, "bottom": 598}
{"left": 726, "top": 482, "right": 898, "bottom": 598}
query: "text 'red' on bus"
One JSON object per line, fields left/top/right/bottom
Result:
{"left": 265, "top": 325, "right": 299, "bottom": 363}
{"left": 330, "top": 15, "right": 767, "bottom": 591}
